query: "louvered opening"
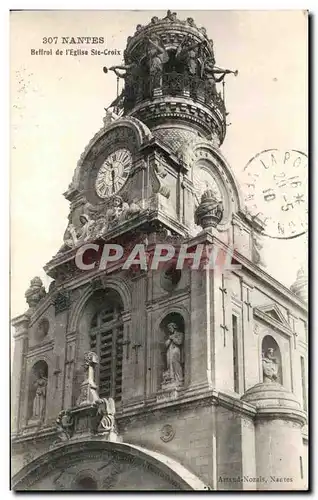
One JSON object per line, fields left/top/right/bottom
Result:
{"left": 89, "top": 289, "right": 124, "bottom": 403}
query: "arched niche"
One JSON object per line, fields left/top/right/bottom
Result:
{"left": 76, "top": 288, "right": 125, "bottom": 403}
{"left": 261, "top": 335, "right": 283, "bottom": 385}
{"left": 159, "top": 312, "right": 185, "bottom": 388}
{"left": 27, "top": 360, "right": 48, "bottom": 423}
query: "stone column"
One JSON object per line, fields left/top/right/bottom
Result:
{"left": 11, "top": 314, "right": 30, "bottom": 433}
{"left": 241, "top": 382, "right": 307, "bottom": 490}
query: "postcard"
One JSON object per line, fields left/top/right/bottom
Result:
{"left": 10, "top": 10, "right": 308, "bottom": 491}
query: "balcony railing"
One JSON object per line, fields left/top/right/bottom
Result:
{"left": 125, "top": 71, "right": 226, "bottom": 118}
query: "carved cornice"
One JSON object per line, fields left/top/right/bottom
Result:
{"left": 130, "top": 97, "right": 225, "bottom": 143}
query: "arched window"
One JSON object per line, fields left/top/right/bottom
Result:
{"left": 89, "top": 289, "right": 124, "bottom": 402}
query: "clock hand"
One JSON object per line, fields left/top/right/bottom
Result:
{"left": 111, "top": 168, "right": 115, "bottom": 193}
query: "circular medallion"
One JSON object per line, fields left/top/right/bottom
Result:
{"left": 95, "top": 148, "right": 132, "bottom": 198}
{"left": 160, "top": 424, "right": 175, "bottom": 442}
{"left": 243, "top": 149, "right": 308, "bottom": 239}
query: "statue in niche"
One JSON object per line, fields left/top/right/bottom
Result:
{"left": 262, "top": 347, "right": 279, "bottom": 383}
{"left": 146, "top": 35, "right": 169, "bottom": 89}
{"left": 25, "top": 277, "right": 46, "bottom": 308}
{"left": 163, "top": 322, "right": 184, "bottom": 386}
{"left": 32, "top": 369, "right": 47, "bottom": 420}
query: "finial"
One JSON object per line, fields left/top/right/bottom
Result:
{"left": 194, "top": 190, "right": 224, "bottom": 230}
{"left": 290, "top": 265, "right": 308, "bottom": 302}
{"left": 25, "top": 277, "right": 46, "bottom": 308}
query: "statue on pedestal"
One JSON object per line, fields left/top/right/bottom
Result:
{"left": 262, "top": 347, "right": 279, "bottom": 382}
{"left": 163, "top": 322, "right": 184, "bottom": 386}
{"left": 32, "top": 369, "right": 47, "bottom": 420}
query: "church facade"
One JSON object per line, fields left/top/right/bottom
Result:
{"left": 11, "top": 11, "right": 308, "bottom": 491}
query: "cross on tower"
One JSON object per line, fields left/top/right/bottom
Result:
{"left": 219, "top": 274, "right": 228, "bottom": 346}
{"left": 244, "top": 289, "right": 252, "bottom": 321}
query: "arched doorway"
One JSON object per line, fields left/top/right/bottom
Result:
{"left": 12, "top": 440, "right": 209, "bottom": 491}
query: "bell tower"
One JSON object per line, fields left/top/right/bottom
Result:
{"left": 11, "top": 11, "right": 308, "bottom": 491}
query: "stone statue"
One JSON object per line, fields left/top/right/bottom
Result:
{"left": 32, "top": 369, "right": 47, "bottom": 420}
{"left": 59, "top": 212, "right": 96, "bottom": 253}
{"left": 62, "top": 218, "right": 79, "bottom": 249}
{"left": 108, "top": 57, "right": 141, "bottom": 110}
{"left": 25, "top": 277, "right": 46, "bottom": 308}
{"left": 195, "top": 189, "right": 224, "bottom": 229}
{"left": 94, "top": 397, "right": 116, "bottom": 435}
{"left": 106, "top": 195, "right": 129, "bottom": 227}
{"left": 262, "top": 348, "right": 279, "bottom": 382}
{"left": 93, "top": 212, "right": 108, "bottom": 238}
{"left": 56, "top": 410, "right": 74, "bottom": 441}
{"left": 186, "top": 17, "right": 197, "bottom": 28}
{"left": 203, "top": 58, "right": 238, "bottom": 97}
{"left": 146, "top": 35, "right": 169, "bottom": 89}
{"left": 163, "top": 322, "right": 184, "bottom": 386}
{"left": 251, "top": 232, "right": 266, "bottom": 267}
{"left": 164, "top": 10, "right": 177, "bottom": 22}
{"left": 176, "top": 35, "right": 204, "bottom": 78}
{"left": 77, "top": 213, "right": 96, "bottom": 243}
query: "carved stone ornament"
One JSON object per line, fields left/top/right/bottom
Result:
{"left": 160, "top": 424, "right": 175, "bottom": 442}
{"left": 194, "top": 189, "right": 224, "bottom": 229}
{"left": 25, "top": 277, "right": 46, "bottom": 308}
{"left": 76, "top": 351, "right": 99, "bottom": 406}
{"left": 55, "top": 409, "right": 74, "bottom": 441}
{"left": 94, "top": 397, "right": 117, "bottom": 436}
{"left": 54, "top": 291, "right": 71, "bottom": 315}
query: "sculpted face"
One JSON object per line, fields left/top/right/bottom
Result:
{"left": 167, "top": 323, "right": 176, "bottom": 334}
{"left": 113, "top": 197, "right": 122, "bottom": 208}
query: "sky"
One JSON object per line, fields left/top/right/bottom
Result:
{"left": 10, "top": 10, "right": 308, "bottom": 318}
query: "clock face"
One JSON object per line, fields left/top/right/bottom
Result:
{"left": 243, "top": 149, "right": 308, "bottom": 239}
{"left": 95, "top": 148, "right": 132, "bottom": 198}
{"left": 193, "top": 167, "right": 222, "bottom": 203}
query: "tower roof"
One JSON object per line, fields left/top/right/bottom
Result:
{"left": 104, "top": 11, "right": 237, "bottom": 146}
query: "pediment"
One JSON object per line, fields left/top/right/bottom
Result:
{"left": 253, "top": 303, "right": 292, "bottom": 333}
